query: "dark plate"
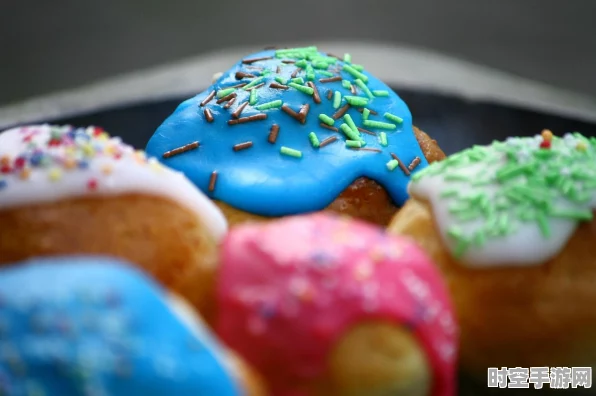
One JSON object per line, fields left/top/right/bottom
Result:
{"left": 19, "top": 86, "right": 596, "bottom": 154}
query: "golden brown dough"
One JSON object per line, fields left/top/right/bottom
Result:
{"left": 0, "top": 194, "right": 219, "bottom": 317}
{"left": 388, "top": 197, "right": 596, "bottom": 381}
{"left": 328, "top": 322, "right": 431, "bottom": 396}
{"left": 217, "top": 127, "right": 445, "bottom": 227}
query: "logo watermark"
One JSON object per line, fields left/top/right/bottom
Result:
{"left": 488, "top": 367, "right": 592, "bottom": 389}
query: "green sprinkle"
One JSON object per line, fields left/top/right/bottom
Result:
{"left": 362, "top": 108, "right": 371, "bottom": 120}
{"left": 379, "top": 132, "right": 388, "bottom": 146}
{"left": 217, "top": 87, "right": 235, "bottom": 98}
{"left": 351, "top": 64, "right": 364, "bottom": 71}
{"left": 319, "top": 70, "right": 335, "bottom": 77}
{"left": 243, "top": 76, "right": 266, "bottom": 90}
{"left": 535, "top": 212, "right": 550, "bottom": 237}
{"left": 313, "top": 62, "right": 329, "bottom": 69}
{"left": 354, "top": 79, "right": 373, "bottom": 98}
{"left": 384, "top": 112, "right": 404, "bottom": 124}
{"left": 346, "top": 140, "right": 362, "bottom": 148}
{"left": 363, "top": 120, "right": 397, "bottom": 130}
{"left": 333, "top": 91, "right": 342, "bottom": 109}
{"left": 495, "top": 163, "right": 534, "bottom": 182}
{"left": 440, "top": 188, "right": 459, "bottom": 198}
{"left": 249, "top": 89, "right": 258, "bottom": 105}
{"left": 280, "top": 146, "right": 303, "bottom": 158}
{"left": 550, "top": 208, "right": 593, "bottom": 220}
{"left": 255, "top": 100, "right": 283, "bottom": 110}
{"left": 308, "top": 132, "right": 320, "bottom": 148}
{"left": 276, "top": 46, "right": 318, "bottom": 56}
{"left": 342, "top": 64, "right": 368, "bottom": 83}
{"left": 306, "top": 73, "right": 315, "bottom": 81}
{"left": 291, "top": 77, "right": 305, "bottom": 84}
{"left": 343, "top": 53, "right": 352, "bottom": 63}
{"left": 262, "top": 70, "right": 272, "bottom": 76}
{"left": 275, "top": 76, "right": 288, "bottom": 84}
{"left": 295, "top": 59, "right": 308, "bottom": 68}
{"left": 386, "top": 159, "right": 399, "bottom": 171}
{"left": 340, "top": 123, "right": 360, "bottom": 141}
{"left": 288, "top": 83, "right": 314, "bottom": 95}
{"left": 373, "top": 90, "right": 389, "bottom": 97}
{"left": 343, "top": 114, "right": 359, "bottom": 134}
{"left": 319, "top": 114, "right": 335, "bottom": 126}
{"left": 344, "top": 96, "right": 369, "bottom": 106}
{"left": 342, "top": 80, "right": 352, "bottom": 90}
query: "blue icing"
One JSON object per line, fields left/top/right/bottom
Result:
{"left": 146, "top": 46, "right": 429, "bottom": 216}
{"left": 0, "top": 256, "right": 242, "bottom": 396}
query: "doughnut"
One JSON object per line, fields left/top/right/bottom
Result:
{"left": 146, "top": 46, "right": 445, "bottom": 226}
{"left": 387, "top": 130, "right": 596, "bottom": 382}
{"left": 0, "top": 256, "right": 266, "bottom": 395}
{"left": 213, "top": 213, "right": 457, "bottom": 396}
{"left": 0, "top": 124, "right": 226, "bottom": 316}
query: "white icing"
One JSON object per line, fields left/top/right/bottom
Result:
{"left": 0, "top": 124, "right": 227, "bottom": 239}
{"left": 409, "top": 133, "right": 596, "bottom": 267}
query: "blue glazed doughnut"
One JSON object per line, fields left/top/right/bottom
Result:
{"left": 146, "top": 46, "right": 430, "bottom": 218}
{"left": 0, "top": 256, "right": 243, "bottom": 396}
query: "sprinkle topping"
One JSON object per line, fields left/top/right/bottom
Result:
{"left": 410, "top": 132, "right": 596, "bottom": 266}
{"left": 0, "top": 124, "right": 228, "bottom": 239}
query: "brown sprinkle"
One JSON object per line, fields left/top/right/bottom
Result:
{"left": 216, "top": 92, "right": 237, "bottom": 104}
{"left": 235, "top": 71, "right": 256, "bottom": 79}
{"left": 208, "top": 171, "right": 218, "bottom": 192}
{"left": 291, "top": 68, "right": 299, "bottom": 78}
{"left": 281, "top": 59, "right": 296, "bottom": 64}
{"left": 391, "top": 152, "right": 411, "bottom": 176}
{"left": 245, "top": 66, "right": 263, "bottom": 70}
{"left": 232, "top": 101, "right": 249, "bottom": 119}
{"left": 270, "top": 83, "right": 289, "bottom": 90}
{"left": 326, "top": 90, "right": 333, "bottom": 100}
{"left": 263, "top": 45, "right": 278, "bottom": 50}
{"left": 200, "top": 91, "right": 216, "bottom": 107}
{"left": 232, "top": 82, "right": 248, "bottom": 89}
{"left": 281, "top": 104, "right": 303, "bottom": 123}
{"left": 357, "top": 127, "right": 376, "bottom": 136}
{"left": 233, "top": 141, "right": 254, "bottom": 151}
{"left": 319, "top": 76, "right": 342, "bottom": 83}
{"left": 320, "top": 123, "right": 339, "bottom": 132}
{"left": 228, "top": 113, "right": 268, "bottom": 125}
{"left": 299, "top": 104, "right": 310, "bottom": 122}
{"left": 356, "top": 107, "right": 378, "bottom": 115}
{"left": 327, "top": 53, "right": 341, "bottom": 59}
{"left": 268, "top": 124, "right": 280, "bottom": 144}
{"left": 408, "top": 156, "right": 421, "bottom": 171}
{"left": 350, "top": 84, "right": 357, "bottom": 94}
{"left": 276, "top": 66, "right": 281, "bottom": 73}
{"left": 204, "top": 108, "right": 214, "bottom": 123}
{"left": 332, "top": 104, "right": 350, "bottom": 119}
{"left": 307, "top": 82, "right": 321, "bottom": 104}
{"left": 319, "top": 136, "right": 339, "bottom": 148}
{"left": 163, "top": 142, "right": 199, "bottom": 159}
{"left": 352, "top": 147, "right": 382, "bottom": 153}
{"left": 224, "top": 96, "right": 236, "bottom": 109}
{"left": 242, "top": 56, "right": 273, "bottom": 64}
{"left": 245, "top": 83, "right": 265, "bottom": 91}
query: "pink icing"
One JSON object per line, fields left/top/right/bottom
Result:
{"left": 216, "top": 213, "right": 458, "bottom": 396}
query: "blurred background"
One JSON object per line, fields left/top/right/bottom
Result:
{"left": 2, "top": 0, "right": 596, "bottom": 106}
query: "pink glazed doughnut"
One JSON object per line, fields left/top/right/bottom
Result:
{"left": 215, "top": 213, "right": 458, "bottom": 396}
